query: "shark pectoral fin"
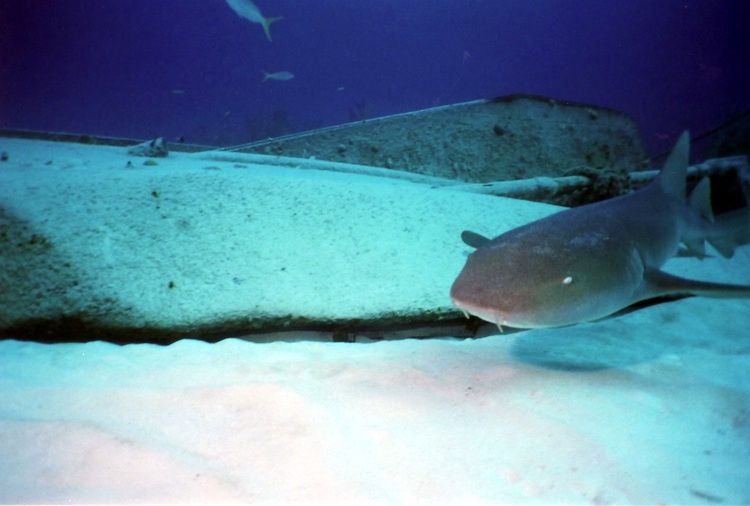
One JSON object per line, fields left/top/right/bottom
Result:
{"left": 641, "top": 268, "right": 750, "bottom": 300}
{"left": 461, "top": 230, "right": 491, "bottom": 249}
{"left": 262, "top": 16, "right": 283, "bottom": 41}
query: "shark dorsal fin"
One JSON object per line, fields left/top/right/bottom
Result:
{"left": 656, "top": 131, "right": 690, "bottom": 201}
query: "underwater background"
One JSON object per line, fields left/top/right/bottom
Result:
{"left": 3, "top": 3, "right": 750, "bottom": 503}
{"left": 1, "top": 0, "right": 749, "bottom": 155}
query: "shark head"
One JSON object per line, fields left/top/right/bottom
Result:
{"left": 450, "top": 220, "right": 644, "bottom": 329}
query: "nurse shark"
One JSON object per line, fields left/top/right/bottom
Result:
{"left": 450, "top": 132, "right": 750, "bottom": 330}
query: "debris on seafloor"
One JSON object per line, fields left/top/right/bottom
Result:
{"left": 127, "top": 137, "right": 169, "bottom": 158}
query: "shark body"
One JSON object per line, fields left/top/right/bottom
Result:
{"left": 224, "top": 0, "right": 282, "bottom": 41}
{"left": 450, "top": 132, "right": 750, "bottom": 329}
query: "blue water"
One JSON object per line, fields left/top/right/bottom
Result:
{"left": 1, "top": 0, "right": 748, "bottom": 155}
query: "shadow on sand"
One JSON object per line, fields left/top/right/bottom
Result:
{"left": 507, "top": 299, "right": 698, "bottom": 372}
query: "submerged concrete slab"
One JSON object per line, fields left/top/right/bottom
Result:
{"left": 3, "top": 136, "right": 748, "bottom": 343}
{"left": 234, "top": 95, "right": 648, "bottom": 182}
{"left": 0, "top": 138, "right": 562, "bottom": 342}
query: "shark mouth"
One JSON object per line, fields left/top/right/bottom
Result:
{"left": 452, "top": 298, "right": 509, "bottom": 332}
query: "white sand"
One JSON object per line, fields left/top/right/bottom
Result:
{"left": 1, "top": 138, "right": 749, "bottom": 503}
{"left": 1, "top": 295, "right": 749, "bottom": 504}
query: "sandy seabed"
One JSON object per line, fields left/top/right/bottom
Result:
{"left": 2, "top": 292, "right": 749, "bottom": 505}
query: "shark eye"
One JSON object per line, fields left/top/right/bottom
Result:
{"left": 562, "top": 276, "right": 573, "bottom": 285}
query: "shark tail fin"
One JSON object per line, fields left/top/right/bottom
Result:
{"left": 261, "top": 16, "right": 283, "bottom": 42}
{"left": 682, "top": 177, "right": 715, "bottom": 259}
{"left": 706, "top": 207, "right": 750, "bottom": 258}
{"left": 643, "top": 268, "right": 750, "bottom": 299}
{"left": 685, "top": 174, "right": 750, "bottom": 259}
{"left": 682, "top": 177, "right": 714, "bottom": 258}
{"left": 688, "top": 177, "right": 714, "bottom": 222}
{"left": 656, "top": 131, "right": 690, "bottom": 201}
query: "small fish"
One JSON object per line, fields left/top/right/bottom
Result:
{"left": 450, "top": 132, "right": 750, "bottom": 330}
{"left": 262, "top": 70, "right": 294, "bottom": 83}
{"left": 224, "top": 0, "right": 282, "bottom": 42}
